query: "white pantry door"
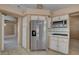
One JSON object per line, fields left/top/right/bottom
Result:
{"left": 22, "top": 16, "right": 27, "bottom": 48}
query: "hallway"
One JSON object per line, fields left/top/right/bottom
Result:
{"left": 4, "top": 35, "right": 18, "bottom": 50}
{"left": 70, "top": 39, "right": 79, "bottom": 55}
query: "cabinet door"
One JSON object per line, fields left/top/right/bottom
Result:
{"left": 58, "top": 39, "right": 69, "bottom": 54}
{"left": 53, "top": 17, "right": 59, "bottom": 21}
{"left": 49, "top": 37, "right": 58, "bottom": 51}
{"left": 31, "top": 16, "right": 38, "bottom": 20}
{"left": 39, "top": 16, "right": 46, "bottom": 20}
{"left": 47, "top": 16, "right": 51, "bottom": 28}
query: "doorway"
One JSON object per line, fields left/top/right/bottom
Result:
{"left": 4, "top": 15, "right": 18, "bottom": 50}
{"left": 69, "top": 16, "right": 79, "bottom": 54}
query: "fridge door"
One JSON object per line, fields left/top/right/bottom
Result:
{"left": 37, "top": 20, "right": 43, "bottom": 50}
{"left": 38, "top": 20, "right": 47, "bottom": 50}
{"left": 30, "top": 20, "right": 47, "bottom": 50}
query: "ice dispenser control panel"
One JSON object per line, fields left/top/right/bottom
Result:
{"left": 32, "top": 30, "right": 36, "bottom": 36}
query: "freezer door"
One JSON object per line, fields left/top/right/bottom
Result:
{"left": 30, "top": 20, "right": 38, "bottom": 50}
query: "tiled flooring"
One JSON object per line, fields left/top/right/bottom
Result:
{"left": 2, "top": 37, "right": 79, "bottom": 55}
{"left": 69, "top": 39, "right": 79, "bottom": 55}
{"left": 1, "top": 36, "right": 63, "bottom": 55}
{"left": 0, "top": 48, "right": 63, "bottom": 55}
{"left": 4, "top": 36, "right": 18, "bottom": 50}
{"left": 2, "top": 36, "right": 63, "bottom": 55}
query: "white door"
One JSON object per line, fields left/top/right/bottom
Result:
{"left": 49, "top": 36, "right": 58, "bottom": 51}
{"left": 22, "top": 17, "right": 27, "bottom": 48}
{"left": 0, "top": 13, "right": 4, "bottom": 50}
{"left": 58, "top": 39, "right": 69, "bottom": 54}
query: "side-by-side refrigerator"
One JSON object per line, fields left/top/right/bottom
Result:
{"left": 30, "top": 20, "right": 48, "bottom": 51}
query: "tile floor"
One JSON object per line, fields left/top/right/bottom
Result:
{"left": 69, "top": 39, "right": 79, "bottom": 55}
{"left": 4, "top": 36, "right": 18, "bottom": 50}
{"left": 0, "top": 48, "right": 63, "bottom": 55}
{"left": 2, "top": 37, "right": 79, "bottom": 55}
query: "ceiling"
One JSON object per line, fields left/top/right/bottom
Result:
{"left": 4, "top": 4, "right": 79, "bottom": 11}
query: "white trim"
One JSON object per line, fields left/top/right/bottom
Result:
{"left": 14, "top": 24, "right": 17, "bottom": 36}
{"left": 17, "top": 17, "right": 21, "bottom": 48}
{"left": 2, "top": 15, "right": 4, "bottom": 50}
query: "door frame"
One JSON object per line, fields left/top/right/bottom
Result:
{"left": 17, "top": 17, "right": 21, "bottom": 48}
{"left": 1, "top": 15, "right": 4, "bottom": 50}
{"left": 1, "top": 15, "right": 21, "bottom": 50}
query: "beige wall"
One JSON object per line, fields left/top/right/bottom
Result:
{"left": 0, "top": 5, "right": 23, "bottom": 17}
{"left": 53, "top": 5, "right": 79, "bottom": 16}
{"left": 4, "top": 22, "right": 15, "bottom": 36}
{"left": 70, "top": 16, "right": 79, "bottom": 39}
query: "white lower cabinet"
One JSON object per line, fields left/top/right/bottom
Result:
{"left": 49, "top": 36, "right": 69, "bottom": 54}
{"left": 58, "top": 39, "right": 69, "bottom": 54}
{"left": 49, "top": 36, "right": 58, "bottom": 51}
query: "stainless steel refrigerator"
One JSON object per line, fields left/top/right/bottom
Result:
{"left": 30, "top": 20, "right": 48, "bottom": 51}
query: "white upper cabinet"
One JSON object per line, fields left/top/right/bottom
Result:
{"left": 47, "top": 16, "right": 51, "bottom": 28}
{"left": 31, "top": 16, "right": 47, "bottom": 20}
{"left": 38, "top": 16, "right": 46, "bottom": 20}
{"left": 53, "top": 16, "right": 59, "bottom": 21}
{"left": 4, "top": 15, "right": 16, "bottom": 21}
{"left": 31, "top": 16, "right": 38, "bottom": 20}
